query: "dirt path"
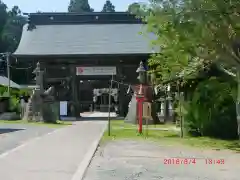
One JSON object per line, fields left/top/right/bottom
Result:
{"left": 84, "top": 140, "right": 240, "bottom": 180}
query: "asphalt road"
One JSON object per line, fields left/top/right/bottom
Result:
{"left": 0, "top": 123, "right": 57, "bottom": 154}
{"left": 84, "top": 140, "right": 240, "bottom": 180}
{"left": 0, "top": 121, "right": 107, "bottom": 180}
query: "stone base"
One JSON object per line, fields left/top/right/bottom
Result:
{"left": 99, "top": 105, "right": 109, "bottom": 112}
{"left": 142, "top": 118, "right": 154, "bottom": 125}
{"left": 0, "top": 112, "right": 20, "bottom": 120}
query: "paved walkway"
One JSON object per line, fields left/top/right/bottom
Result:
{"left": 0, "top": 124, "right": 57, "bottom": 154}
{"left": 84, "top": 140, "right": 240, "bottom": 180}
{"left": 0, "top": 121, "right": 107, "bottom": 180}
{"left": 81, "top": 112, "right": 117, "bottom": 118}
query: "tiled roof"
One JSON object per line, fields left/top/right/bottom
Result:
{"left": 0, "top": 76, "right": 20, "bottom": 89}
{"left": 14, "top": 23, "right": 157, "bottom": 56}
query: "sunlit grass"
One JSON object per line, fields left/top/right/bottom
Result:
{"left": 102, "top": 120, "right": 240, "bottom": 152}
{"left": 110, "top": 120, "right": 176, "bottom": 129}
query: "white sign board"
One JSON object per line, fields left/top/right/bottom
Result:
{"left": 60, "top": 101, "right": 68, "bottom": 116}
{"left": 76, "top": 66, "right": 116, "bottom": 76}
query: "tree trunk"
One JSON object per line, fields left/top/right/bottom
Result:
{"left": 236, "top": 71, "right": 240, "bottom": 139}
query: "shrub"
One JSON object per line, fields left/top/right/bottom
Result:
{"left": 9, "top": 96, "right": 20, "bottom": 113}
{"left": 177, "top": 77, "right": 238, "bottom": 139}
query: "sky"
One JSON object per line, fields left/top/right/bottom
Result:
{"left": 4, "top": 0, "right": 147, "bottom": 13}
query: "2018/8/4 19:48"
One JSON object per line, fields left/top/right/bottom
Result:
{"left": 164, "top": 158, "right": 196, "bottom": 165}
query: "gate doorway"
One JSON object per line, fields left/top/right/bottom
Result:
{"left": 77, "top": 79, "right": 119, "bottom": 113}
{"left": 93, "top": 88, "right": 118, "bottom": 113}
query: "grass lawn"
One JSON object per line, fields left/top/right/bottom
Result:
{"left": 109, "top": 120, "right": 175, "bottom": 129}
{"left": 102, "top": 120, "right": 240, "bottom": 152}
{"left": 0, "top": 119, "right": 72, "bottom": 128}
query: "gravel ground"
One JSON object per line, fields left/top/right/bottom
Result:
{"left": 0, "top": 123, "right": 57, "bottom": 154}
{"left": 84, "top": 140, "right": 240, "bottom": 180}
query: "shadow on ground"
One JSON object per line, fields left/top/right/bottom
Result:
{"left": 0, "top": 128, "right": 24, "bottom": 134}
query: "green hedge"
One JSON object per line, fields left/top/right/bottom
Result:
{"left": 177, "top": 77, "right": 238, "bottom": 139}
{"left": 0, "top": 86, "right": 30, "bottom": 113}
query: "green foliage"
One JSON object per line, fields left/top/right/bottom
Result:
{"left": 179, "top": 78, "right": 238, "bottom": 139}
{"left": 141, "top": 0, "right": 240, "bottom": 139}
{"left": 102, "top": 0, "right": 115, "bottom": 12}
{"left": 0, "top": 85, "right": 29, "bottom": 113}
{"left": 2, "top": 6, "right": 26, "bottom": 52}
{"left": 0, "top": 86, "right": 29, "bottom": 97}
{"left": 0, "top": 3, "right": 28, "bottom": 84}
{"left": 143, "top": 0, "right": 240, "bottom": 82}
{"left": 9, "top": 95, "right": 20, "bottom": 113}
{"left": 68, "top": 0, "right": 94, "bottom": 12}
{"left": 127, "top": 2, "right": 150, "bottom": 18}
{"left": 0, "top": 3, "right": 26, "bottom": 53}
{"left": 0, "top": 0, "right": 8, "bottom": 52}
{"left": 127, "top": 3, "right": 141, "bottom": 14}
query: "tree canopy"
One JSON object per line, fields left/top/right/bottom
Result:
{"left": 102, "top": 0, "right": 115, "bottom": 12}
{"left": 143, "top": 0, "right": 240, "bottom": 82}
{"left": 141, "top": 0, "right": 240, "bottom": 138}
{"left": 2, "top": 6, "right": 26, "bottom": 52}
{"left": 127, "top": 2, "right": 141, "bottom": 14}
{"left": 0, "top": 1, "right": 26, "bottom": 53}
{"left": 68, "top": 0, "right": 94, "bottom": 12}
{"left": 0, "top": 1, "right": 26, "bottom": 84}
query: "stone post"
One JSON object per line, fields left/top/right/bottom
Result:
{"left": 33, "top": 62, "right": 44, "bottom": 93}
{"left": 32, "top": 62, "right": 44, "bottom": 121}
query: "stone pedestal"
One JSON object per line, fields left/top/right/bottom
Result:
{"left": 124, "top": 95, "right": 154, "bottom": 125}
{"left": 23, "top": 63, "right": 57, "bottom": 123}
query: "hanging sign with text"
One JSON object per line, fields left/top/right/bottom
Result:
{"left": 76, "top": 66, "right": 116, "bottom": 76}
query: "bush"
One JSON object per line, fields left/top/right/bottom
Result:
{"left": 178, "top": 77, "right": 238, "bottom": 139}
{"left": 9, "top": 96, "right": 20, "bottom": 113}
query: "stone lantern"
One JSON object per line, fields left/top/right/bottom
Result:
{"left": 31, "top": 62, "right": 44, "bottom": 121}
{"left": 136, "top": 61, "right": 146, "bottom": 84}
{"left": 135, "top": 61, "right": 146, "bottom": 133}
{"left": 32, "top": 62, "right": 44, "bottom": 92}
{"left": 125, "top": 61, "right": 156, "bottom": 127}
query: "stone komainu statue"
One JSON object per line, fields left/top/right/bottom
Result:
{"left": 40, "top": 86, "right": 57, "bottom": 123}
{"left": 23, "top": 86, "right": 57, "bottom": 123}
